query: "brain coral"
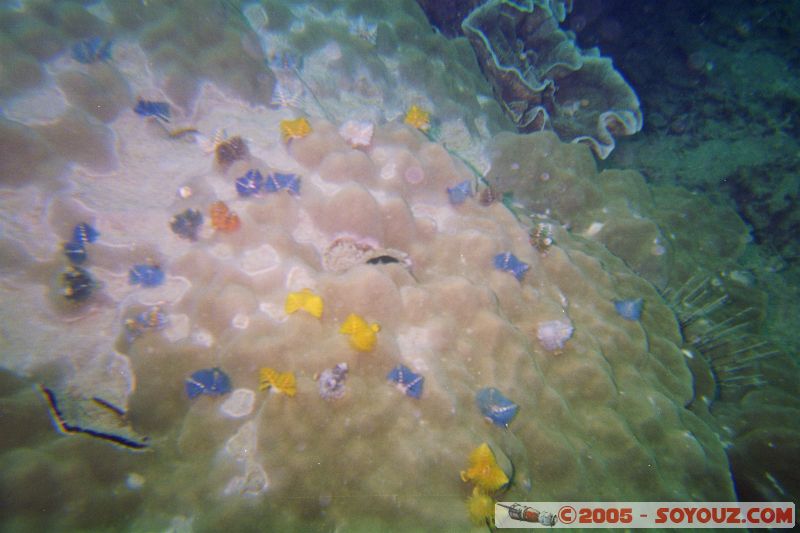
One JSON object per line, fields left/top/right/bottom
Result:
{"left": 0, "top": 1, "right": 736, "bottom": 531}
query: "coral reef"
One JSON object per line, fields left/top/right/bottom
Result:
{"left": 2, "top": 0, "right": 796, "bottom": 530}
{"left": 462, "top": 0, "right": 642, "bottom": 158}
{"left": 550, "top": 1, "right": 800, "bottom": 503}
{"left": 662, "top": 271, "right": 800, "bottom": 503}
{"left": 487, "top": 130, "right": 751, "bottom": 289}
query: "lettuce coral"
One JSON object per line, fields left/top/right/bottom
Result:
{"left": 462, "top": 0, "right": 642, "bottom": 158}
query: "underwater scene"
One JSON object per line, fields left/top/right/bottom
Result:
{"left": 0, "top": 0, "right": 798, "bottom": 530}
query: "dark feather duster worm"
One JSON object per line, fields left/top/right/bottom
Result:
{"left": 215, "top": 136, "right": 249, "bottom": 168}
{"left": 478, "top": 185, "right": 497, "bottom": 206}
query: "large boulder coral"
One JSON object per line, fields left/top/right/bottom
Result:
{"left": 2, "top": 105, "right": 734, "bottom": 530}
{"left": 110, "top": 119, "right": 733, "bottom": 530}
{"left": 487, "top": 131, "right": 751, "bottom": 288}
{"left": 0, "top": 52, "right": 737, "bottom": 525}
{"left": 463, "top": 0, "right": 642, "bottom": 158}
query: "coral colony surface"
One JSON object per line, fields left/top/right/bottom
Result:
{"left": 0, "top": 0, "right": 797, "bottom": 531}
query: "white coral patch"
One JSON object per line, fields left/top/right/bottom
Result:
{"left": 231, "top": 313, "right": 250, "bottom": 329}
{"left": 224, "top": 460, "right": 269, "bottom": 497}
{"left": 259, "top": 301, "right": 287, "bottom": 322}
{"left": 286, "top": 265, "right": 316, "bottom": 291}
{"left": 584, "top": 221, "right": 605, "bottom": 237}
{"left": 243, "top": 3, "right": 269, "bottom": 33}
{"left": 320, "top": 42, "right": 342, "bottom": 61}
{"left": 210, "top": 243, "right": 234, "bottom": 259}
{"left": 163, "top": 313, "right": 190, "bottom": 342}
{"left": 380, "top": 161, "right": 397, "bottom": 180}
{"left": 537, "top": 319, "right": 574, "bottom": 351}
{"left": 291, "top": 209, "right": 325, "bottom": 244}
{"left": 241, "top": 244, "right": 280, "bottom": 274}
{"left": 225, "top": 420, "right": 258, "bottom": 459}
{"left": 221, "top": 388, "right": 256, "bottom": 418}
{"left": 190, "top": 328, "right": 214, "bottom": 347}
{"left": 339, "top": 119, "right": 374, "bottom": 148}
{"left": 126, "top": 472, "right": 145, "bottom": 490}
{"left": 396, "top": 327, "right": 436, "bottom": 360}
